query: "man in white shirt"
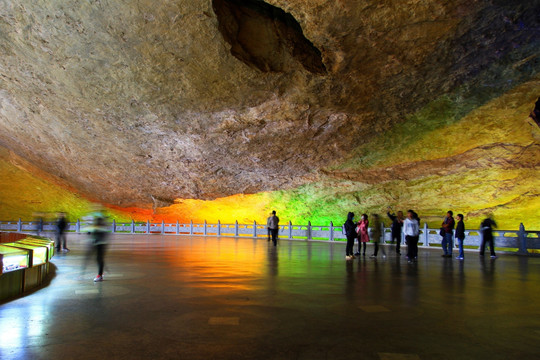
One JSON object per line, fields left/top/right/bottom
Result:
{"left": 403, "top": 210, "right": 420, "bottom": 263}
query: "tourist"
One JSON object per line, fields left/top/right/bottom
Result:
{"left": 81, "top": 205, "right": 109, "bottom": 282}
{"left": 92, "top": 215, "right": 108, "bottom": 282}
{"left": 267, "top": 210, "right": 280, "bottom": 246}
{"left": 480, "top": 215, "right": 497, "bottom": 258}
{"left": 455, "top": 214, "right": 465, "bottom": 260}
{"left": 370, "top": 214, "right": 385, "bottom": 258}
{"left": 441, "top": 210, "right": 455, "bottom": 258}
{"left": 344, "top": 212, "right": 356, "bottom": 260}
{"left": 56, "top": 212, "right": 69, "bottom": 252}
{"left": 356, "top": 214, "right": 369, "bottom": 256}
{"left": 404, "top": 210, "right": 420, "bottom": 263}
{"left": 387, "top": 207, "right": 404, "bottom": 255}
{"left": 266, "top": 211, "right": 272, "bottom": 242}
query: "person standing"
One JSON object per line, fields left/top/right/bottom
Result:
{"left": 404, "top": 210, "right": 420, "bottom": 263}
{"left": 56, "top": 212, "right": 69, "bottom": 252}
{"left": 93, "top": 215, "right": 108, "bottom": 282}
{"left": 441, "top": 211, "right": 455, "bottom": 258}
{"left": 370, "top": 214, "right": 385, "bottom": 258}
{"left": 267, "top": 210, "right": 280, "bottom": 246}
{"left": 480, "top": 215, "right": 497, "bottom": 258}
{"left": 266, "top": 212, "right": 272, "bottom": 242}
{"left": 455, "top": 214, "right": 465, "bottom": 260}
{"left": 387, "top": 208, "right": 404, "bottom": 255}
{"left": 356, "top": 214, "right": 369, "bottom": 256}
{"left": 344, "top": 212, "right": 356, "bottom": 260}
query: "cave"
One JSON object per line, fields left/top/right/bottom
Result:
{"left": 531, "top": 97, "right": 540, "bottom": 127}
{"left": 212, "top": 0, "right": 326, "bottom": 74}
{"left": 0, "top": 0, "right": 538, "bottom": 230}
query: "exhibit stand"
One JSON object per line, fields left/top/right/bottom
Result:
{"left": 0, "top": 235, "right": 55, "bottom": 302}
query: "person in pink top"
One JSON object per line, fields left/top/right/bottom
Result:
{"left": 355, "top": 214, "right": 370, "bottom": 256}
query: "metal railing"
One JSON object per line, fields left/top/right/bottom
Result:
{"left": 1, "top": 219, "right": 538, "bottom": 255}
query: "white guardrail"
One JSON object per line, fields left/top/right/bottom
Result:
{"left": 1, "top": 219, "right": 539, "bottom": 254}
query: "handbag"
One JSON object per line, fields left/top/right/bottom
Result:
{"left": 439, "top": 228, "right": 445, "bottom": 237}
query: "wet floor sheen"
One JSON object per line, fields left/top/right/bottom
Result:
{"left": 1, "top": 235, "right": 539, "bottom": 360}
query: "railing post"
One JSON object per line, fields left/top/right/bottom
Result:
{"left": 176, "top": 220, "right": 179, "bottom": 235}
{"left": 217, "top": 220, "right": 221, "bottom": 236}
{"left": 146, "top": 220, "right": 150, "bottom": 234}
{"left": 235, "top": 220, "right": 239, "bottom": 236}
{"left": 190, "top": 220, "right": 193, "bottom": 235}
{"left": 424, "top": 223, "right": 428, "bottom": 246}
{"left": 76, "top": 219, "right": 81, "bottom": 234}
{"left": 161, "top": 220, "right": 165, "bottom": 234}
{"left": 131, "top": 219, "right": 135, "bottom": 234}
{"left": 204, "top": 220, "right": 207, "bottom": 236}
{"left": 517, "top": 223, "right": 529, "bottom": 255}
{"left": 329, "top": 221, "right": 334, "bottom": 241}
{"left": 307, "top": 221, "right": 312, "bottom": 240}
{"left": 17, "top": 218, "right": 22, "bottom": 232}
{"left": 288, "top": 221, "right": 293, "bottom": 239}
{"left": 253, "top": 220, "right": 257, "bottom": 238}
{"left": 112, "top": 219, "right": 116, "bottom": 233}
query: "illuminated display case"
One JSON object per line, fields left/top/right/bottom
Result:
{"left": 0, "top": 245, "right": 30, "bottom": 274}
{"left": 3, "top": 242, "right": 48, "bottom": 267}
{"left": 18, "top": 238, "right": 55, "bottom": 260}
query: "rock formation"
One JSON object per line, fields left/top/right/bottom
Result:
{"left": 0, "top": 1, "right": 538, "bottom": 228}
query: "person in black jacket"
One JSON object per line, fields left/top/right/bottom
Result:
{"left": 455, "top": 214, "right": 465, "bottom": 260}
{"left": 344, "top": 212, "right": 356, "bottom": 260}
{"left": 480, "top": 216, "right": 497, "bottom": 258}
{"left": 56, "top": 212, "right": 69, "bottom": 252}
{"left": 387, "top": 208, "right": 404, "bottom": 255}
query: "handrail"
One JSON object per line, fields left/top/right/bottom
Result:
{"left": 1, "top": 219, "right": 538, "bottom": 254}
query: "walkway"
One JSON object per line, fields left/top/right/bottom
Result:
{"left": 1, "top": 235, "right": 539, "bottom": 359}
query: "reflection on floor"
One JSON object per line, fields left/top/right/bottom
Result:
{"left": 1, "top": 235, "right": 539, "bottom": 360}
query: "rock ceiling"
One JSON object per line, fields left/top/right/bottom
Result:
{"left": 0, "top": 0, "right": 538, "bottom": 208}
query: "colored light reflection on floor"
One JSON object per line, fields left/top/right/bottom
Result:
{"left": 166, "top": 237, "right": 267, "bottom": 292}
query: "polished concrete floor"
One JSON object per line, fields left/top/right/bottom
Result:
{"left": 1, "top": 235, "right": 540, "bottom": 360}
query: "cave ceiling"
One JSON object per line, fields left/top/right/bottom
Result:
{"left": 0, "top": 0, "right": 538, "bottom": 207}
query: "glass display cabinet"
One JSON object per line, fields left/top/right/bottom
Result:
{"left": 18, "top": 237, "right": 55, "bottom": 259}
{"left": 3, "top": 242, "right": 48, "bottom": 267}
{"left": 0, "top": 245, "right": 30, "bottom": 274}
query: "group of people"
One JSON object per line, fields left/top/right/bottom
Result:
{"left": 439, "top": 210, "right": 498, "bottom": 260}
{"left": 344, "top": 208, "right": 498, "bottom": 263}
{"left": 344, "top": 212, "right": 387, "bottom": 260}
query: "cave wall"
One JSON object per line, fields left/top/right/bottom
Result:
{"left": 0, "top": 0, "right": 539, "bottom": 228}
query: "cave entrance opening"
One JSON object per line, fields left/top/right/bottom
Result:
{"left": 212, "top": 0, "right": 326, "bottom": 74}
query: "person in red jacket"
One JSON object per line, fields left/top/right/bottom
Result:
{"left": 441, "top": 211, "right": 455, "bottom": 258}
{"left": 355, "top": 214, "right": 369, "bottom": 256}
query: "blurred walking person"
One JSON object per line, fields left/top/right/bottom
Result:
{"left": 81, "top": 205, "right": 109, "bottom": 281}
{"left": 92, "top": 216, "right": 108, "bottom": 282}
{"left": 56, "top": 212, "right": 69, "bottom": 252}
{"left": 370, "top": 214, "right": 385, "bottom": 258}
{"left": 480, "top": 215, "right": 497, "bottom": 259}
{"left": 404, "top": 210, "right": 420, "bottom": 263}
{"left": 387, "top": 208, "right": 404, "bottom": 255}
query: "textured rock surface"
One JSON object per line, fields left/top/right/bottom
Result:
{"left": 0, "top": 1, "right": 539, "bottom": 227}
